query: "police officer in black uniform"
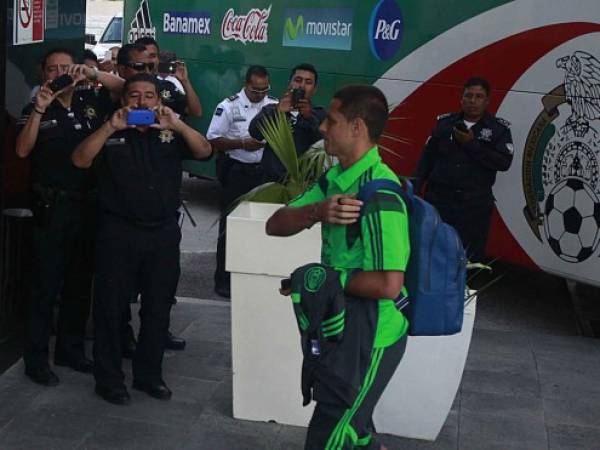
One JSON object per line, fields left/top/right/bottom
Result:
{"left": 414, "top": 77, "right": 514, "bottom": 263}
{"left": 15, "top": 48, "right": 105, "bottom": 386}
{"left": 72, "top": 73, "right": 212, "bottom": 405}
{"left": 75, "top": 43, "right": 189, "bottom": 353}
{"left": 135, "top": 37, "right": 202, "bottom": 118}
{"left": 249, "top": 63, "right": 326, "bottom": 183}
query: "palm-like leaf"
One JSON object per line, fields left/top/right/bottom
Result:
{"left": 257, "top": 110, "right": 300, "bottom": 182}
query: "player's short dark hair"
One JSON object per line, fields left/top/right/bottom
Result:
{"left": 290, "top": 63, "right": 318, "bottom": 85}
{"left": 41, "top": 47, "right": 76, "bottom": 69}
{"left": 245, "top": 65, "right": 269, "bottom": 82}
{"left": 333, "top": 85, "right": 389, "bottom": 142}
{"left": 117, "top": 43, "right": 148, "bottom": 67}
{"left": 122, "top": 73, "right": 160, "bottom": 96}
{"left": 83, "top": 49, "right": 98, "bottom": 63}
{"left": 464, "top": 77, "right": 491, "bottom": 96}
{"left": 135, "top": 37, "right": 160, "bottom": 51}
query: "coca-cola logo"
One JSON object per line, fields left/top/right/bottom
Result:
{"left": 221, "top": 5, "right": 271, "bottom": 44}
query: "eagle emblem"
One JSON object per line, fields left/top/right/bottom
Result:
{"left": 159, "top": 129, "right": 174, "bottom": 143}
{"left": 521, "top": 49, "right": 600, "bottom": 263}
{"left": 556, "top": 51, "right": 600, "bottom": 137}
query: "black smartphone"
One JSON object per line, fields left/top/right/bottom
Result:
{"left": 158, "top": 61, "right": 177, "bottom": 74}
{"left": 291, "top": 88, "right": 305, "bottom": 106}
{"left": 454, "top": 121, "right": 469, "bottom": 133}
{"left": 49, "top": 74, "right": 74, "bottom": 93}
{"left": 127, "top": 109, "right": 156, "bottom": 126}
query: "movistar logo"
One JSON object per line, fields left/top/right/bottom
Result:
{"left": 282, "top": 8, "right": 352, "bottom": 51}
{"left": 284, "top": 15, "right": 304, "bottom": 40}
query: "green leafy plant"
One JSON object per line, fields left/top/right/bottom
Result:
{"left": 237, "top": 109, "right": 333, "bottom": 205}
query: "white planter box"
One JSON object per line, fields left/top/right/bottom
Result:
{"left": 227, "top": 202, "right": 476, "bottom": 441}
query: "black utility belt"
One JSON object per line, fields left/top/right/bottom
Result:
{"left": 228, "top": 158, "right": 261, "bottom": 167}
{"left": 428, "top": 182, "right": 491, "bottom": 197}
{"left": 33, "top": 184, "right": 95, "bottom": 201}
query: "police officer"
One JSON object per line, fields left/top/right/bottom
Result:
{"left": 15, "top": 48, "right": 104, "bottom": 386}
{"left": 72, "top": 73, "right": 212, "bottom": 405}
{"left": 249, "top": 63, "right": 326, "bottom": 183}
{"left": 135, "top": 37, "right": 202, "bottom": 118}
{"left": 75, "top": 43, "right": 189, "bottom": 352}
{"left": 207, "top": 65, "right": 278, "bottom": 298}
{"left": 414, "top": 77, "right": 514, "bottom": 263}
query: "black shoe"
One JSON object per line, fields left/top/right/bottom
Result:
{"left": 54, "top": 355, "right": 94, "bottom": 373}
{"left": 132, "top": 379, "right": 172, "bottom": 400}
{"left": 95, "top": 384, "right": 131, "bottom": 405}
{"left": 122, "top": 336, "right": 137, "bottom": 359}
{"left": 25, "top": 366, "right": 59, "bottom": 386}
{"left": 165, "top": 331, "right": 186, "bottom": 350}
{"left": 214, "top": 284, "right": 231, "bottom": 298}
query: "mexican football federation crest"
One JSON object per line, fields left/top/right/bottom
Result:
{"left": 523, "top": 51, "right": 600, "bottom": 263}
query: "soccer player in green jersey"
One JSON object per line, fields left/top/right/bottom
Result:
{"left": 267, "top": 85, "right": 410, "bottom": 450}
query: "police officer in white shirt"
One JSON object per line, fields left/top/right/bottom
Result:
{"left": 207, "top": 65, "right": 278, "bottom": 297}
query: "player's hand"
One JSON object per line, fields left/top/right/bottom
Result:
{"left": 318, "top": 195, "right": 363, "bottom": 225}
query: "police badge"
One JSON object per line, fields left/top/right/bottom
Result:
{"left": 159, "top": 129, "right": 175, "bottom": 143}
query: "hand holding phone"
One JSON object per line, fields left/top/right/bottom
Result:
{"left": 291, "top": 88, "right": 305, "bottom": 107}
{"left": 454, "top": 121, "right": 469, "bottom": 133}
{"left": 127, "top": 109, "right": 156, "bottom": 126}
{"left": 49, "top": 74, "right": 74, "bottom": 93}
{"left": 158, "top": 61, "right": 177, "bottom": 74}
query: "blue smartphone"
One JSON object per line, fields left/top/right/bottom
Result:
{"left": 127, "top": 109, "right": 156, "bottom": 126}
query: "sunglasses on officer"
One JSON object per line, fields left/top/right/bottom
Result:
{"left": 248, "top": 85, "right": 271, "bottom": 94}
{"left": 125, "top": 62, "right": 156, "bottom": 72}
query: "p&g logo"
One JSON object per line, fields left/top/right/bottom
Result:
{"left": 369, "top": 0, "right": 403, "bottom": 61}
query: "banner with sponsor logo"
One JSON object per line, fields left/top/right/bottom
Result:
{"left": 221, "top": 5, "right": 271, "bottom": 45}
{"left": 128, "top": 0, "right": 156, "bottom": 42}
{"left": 282, "top": 8, "right": 352, "bottom": 51}
{"left": 163, "top": 11, "right": 212, "bottom": 36}
{"left": 13, "top": 0, "right": 45, "bottom": 45}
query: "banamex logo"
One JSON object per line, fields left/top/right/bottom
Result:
{"left": 369, "top": 0, "right": 404, "bottom": 61}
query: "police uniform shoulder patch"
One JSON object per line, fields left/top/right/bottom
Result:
{"left": 214, "top": 107, "right": 224, "bottom": 117}
{"left": 227, "top": 94, "right": 239, "bottom": 102}
{"left": 436, "top": 112, "right": 455, "bottom": 121}
{"left": 495, "top": 116, "right": 511, "bottom": 128}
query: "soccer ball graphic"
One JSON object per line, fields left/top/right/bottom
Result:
{"left": 544, "top": 178, "right": 600, "bottom": 263}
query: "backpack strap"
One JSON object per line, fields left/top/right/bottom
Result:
{"left": 357, "top": 179, "right": 412, "bottom": 312}
{"left": 357, "top": 179, "right": 413, "bottom": 216}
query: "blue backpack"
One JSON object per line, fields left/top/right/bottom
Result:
{"left": 357, "top": 179, "right": 467, "bottom": 336}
